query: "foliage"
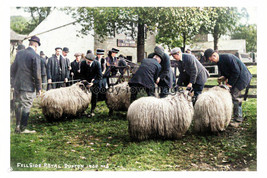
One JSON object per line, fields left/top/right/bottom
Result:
{"left": 156, "top": 7, "right": 209, "bottom": 51}
{"left": 199, "top": 7, "right": 240, "bottom": 50}
{"left": 12, "top": 7, "right": 54, "bottom": 34}
{"left": 231, "top": 24, "right": 257, "bottom": 52}
{"left": 10, "top": 16, "right": 29, "bottom": 34}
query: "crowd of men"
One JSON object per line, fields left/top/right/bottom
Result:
{"left": 11, "top": 35, "right": 252, "bottom": 133}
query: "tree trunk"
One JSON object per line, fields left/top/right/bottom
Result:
{"left": 137, "top": 22, "right": 145, "bottom": 62}
{"left": 182, "top": 32, "right": 186, "bottom": 53}
{"left": 213, "top": 24, "right": 219, "bottom": 51}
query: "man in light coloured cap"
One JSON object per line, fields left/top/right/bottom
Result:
{"left": 170, "top": 47, "right": 209, "bottom": 104}
{"left": 70, "top": 53, "right": 82, "bottom": 82}
{"left": 80, "top": 53, "right": 103, "bottom": 117}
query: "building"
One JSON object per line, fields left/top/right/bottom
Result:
{"left": 24, "top": 9, "right": 94, "bottom": 60}
{"left": 10, "top": 29, "right": 26, "bottom": 56}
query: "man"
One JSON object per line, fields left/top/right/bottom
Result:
{"left": 185, "top": 48, "right": 192, "bottom": 54}
{"left": 170, "top": 47, "right": 209, "bottom": 103}
{"left": 95, "top": 49, "right": 106, "bottom": 73}
{"left": 46, "top": 47, "right": 68, "bottom": 90}
{"left": 148, "top": 46, "right": 173, "bottom": 98}
{"left": 70, "top": 53, "right": 82, "bottom": 83}
{"left": 128, "top": 55, "right": 162, "bottom": 103}
{"left": 40, "top": 51, "right": 47, "bottom": 90}
{"left": 16, "top": 44, "right": 25, "bottom": 52}
{"left": 80, "top": 53, "right": 103, "bottom": 117}
{"left": 62, "top": 47, "right": 71, "bottom": 86}
{"left": 204, "top": 48, "right": 252, "bottom": 126}
{"left": 11, "top": 36, "right": 42, "bottom": 133}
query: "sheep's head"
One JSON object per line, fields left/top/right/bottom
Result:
{"left": 78, "top": 80, "right": 93, "bottom": 93}
{"left": 219, "top": 84, "right": 230, "bottom": 91}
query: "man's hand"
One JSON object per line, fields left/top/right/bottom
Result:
{"left": 48, "top": 79, "right": 52, "bottom": 84}
{"left": 156, "top": 77, "right": 160, "bottom": 84}
{"left": 187, "top": 83, "right": 192, "bottom": 88}
{"left": 64, "top": 78, "right": 68, "bottom": 82}
{"left": 217, "top": 76, "right": 226, "bottom": 84}
{"left": 71, "top": 72, "right": 74, "bottom": 76}
{"left": 226, "top": 84, "right": 232, "bottom": 88}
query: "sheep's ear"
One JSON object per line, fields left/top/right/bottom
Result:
{"left": 79, "top": 83, "right": 86, "bottom": 90}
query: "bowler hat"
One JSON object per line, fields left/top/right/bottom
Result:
{"left": 111, "top": 48, "right": 119, "bottom": 53}
{"left": 29, "top": 36, "right": 41, "bottom": 46}
{"left": 153, "top": 46, "right": 164, "bottom": 61}
{"left": 204, "top": 48, "right": 215, "bottom": 60}
{"left": 40, "top": 51, "right": 45, "bottom": 56}
{"left": 85, "top": 53, "right": 95, "bottom": 61}
{"left": 55, "top": 47, "right": 62, "bottom": 51}
{"left": 63, "top": 47, "right": 69, "bottom": 53}
{"left": 96, "top": 49, "right": 105, "bottom": 55}
{"left": 16, "top": 44, "right": 25, "bottom": 51}
{"left": 87, "top": 50, "right": 92, "bottom": 54}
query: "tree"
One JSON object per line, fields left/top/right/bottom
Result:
{"left": 156, "top": 7, "right": 208, "bottom": 52}
{"left": 15, "top": 7, "right": 54, "bottom": 34}
{"left": 10, "top": 16, "right": 29, "bottom": 34}
{"left": 68, "top": 7, "right": 161, "bottom": 62}
{"left": 200, "top": 7, "right": 239, "bottom": 50}
{"left": 231, "top": 24, "right": 257, "bottom": 52}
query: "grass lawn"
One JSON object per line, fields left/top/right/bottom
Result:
{"left": 10, "top": 66, "right": 257, "bottom": 171}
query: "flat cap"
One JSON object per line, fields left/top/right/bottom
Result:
{"left": 16, "top": 44, "right": 25, "bottom": 51}
{"left": 74, "top": 53, "right": 82, "bottom": 57}
{"left": 55, "top": 47, "right": 62, "bottom": 50}
{"left": 204, "top": 48, "right": 215, "bottom": 60}
{"left": 170, "top": 47, "right": 181, "bottom": 55}
{"left": 85, "top": 53, "right": 95, "bottom": 61}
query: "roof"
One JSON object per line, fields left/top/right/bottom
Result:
{"left": 10, "top": 29, "right": 26, "bottom": 41}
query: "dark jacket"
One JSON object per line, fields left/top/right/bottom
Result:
{"left": 218, "top": 54, "right": 252, "bottom": 91}
{"left": 46, "top": 54, "right": 68, "bottom": 82}
{"left": 104, "top": 56, "right": 118, "bottom": 77}
{"left": 65, "top": 57, "right": 71, "bottom": 79}
{"left": 118, "top": 58, "right": 127, "bottom": 75}
{"left": 129, "top": 58, "right": 162, "bottom": 89}
{"left": 95, "top": 56, "right": 106, "bottom": 72}
{"left": 40, "top": 57, "right": 47, "bottom": 76}
{"left": 11, "top": 47, "right": 41, "bottom": 92}
{"left": 148, "top": 47, "right": 172, "bottom": 87}
{"left": 70, "top": 60, "right": 82, "bottom": 80}
{"left": 80, "top": 60, "right": 103, "bottom": 83}
{"left": 177, "top": 53, "right": 209, "bottom": 86}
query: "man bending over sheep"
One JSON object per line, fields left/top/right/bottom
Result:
{"left": 170, "top": 47, "right": 209, "bottom": 104}
{"left": 80, "top": 53, "right": 103, "bottom": 117}
{"left": 128, "top": 55, "right": 162, "bottom": 103}
{"left": 204, "top": 48, "right": 252, "bottom": 127}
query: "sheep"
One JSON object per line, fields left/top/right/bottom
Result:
{"left": 40, "top": 81, "right": 92, "bottom": 120}
{"left": 127, "top": 90, "right": 194, "bottom": 141}
{"left": 105, "top": 82, "right": 131, "bottom": 115}
{"left": 193, "top": 85, "right": 233, "bottom": 133}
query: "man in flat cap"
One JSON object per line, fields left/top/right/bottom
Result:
{"left": 46, "top": 47, "right": 68, "bottom": 90}
{"left": 11, "top": 36, "right": 42, "bottom": 133}
{"left": 16, "top": 44, "right": 25, "bottom": 52}
{"left": 62, "top": 47, "right": 71, "bottom": 86}
{"left": 170, "top": 47, "right": 209, "bottom": 104}
{"left": 80, "top": 53, "right": 103, "bottom": 117}
{"left": 70, "top": 53, "right": 82, "bottom": 83}
{"left": 128, "top": 54, "right": 162, "bottom": 103}
{"left": 204, "top": 48, "right": 252, "bottom": 127}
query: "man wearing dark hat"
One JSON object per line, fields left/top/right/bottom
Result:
{"left": 46, "top": 47, "right": 68, "bottom": 90}
{"left": 128, "top": 54, "right": 162, "bottom": 103}
{"left": 80, "top": 53, "right": 103, "bottom": 117}
{"left": 40, "top": 51, "right": 47, "bottom": 90}
{"left": 16, "top": 44, "right": 25, "bottom": 52}
{"left": 70, "top": 53, "right": 82, "bottom": 82}
{"left": 170, "top": 47, "right": 209, "bottom": 104}
{"left": 11, "top": 36, "right": 42, "bottom": 133}
{"left": 104, "top": 48, "right": 120, "bottom": 86}
{"left": 204, "top": 48, "right": 252, "bottom": 127}
{"left": 95, "top": 49, "right": 106, "bottom": 72}
{"left": 62, "top": 47, "right": 71, "bottom": 86}
{"left": 148, "top": 46, "right": 173, "bottom": 98}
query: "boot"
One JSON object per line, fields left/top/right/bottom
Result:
{"left": 20, "top": 111, "right": 35, "bottom": 133}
